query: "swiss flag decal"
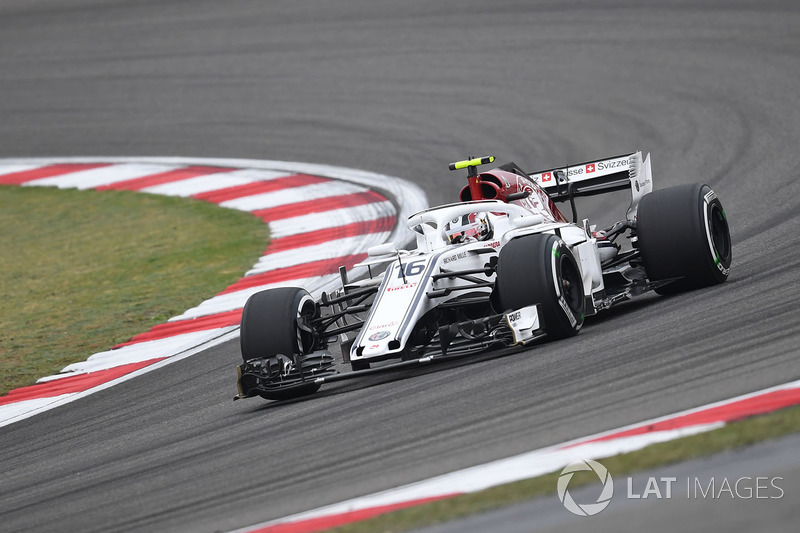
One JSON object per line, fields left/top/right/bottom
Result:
{"left": 541, "top": 172, "right": 552, "bottom": 182}
{"left": 586, "top": 163, "right": 596, "bottom": 173}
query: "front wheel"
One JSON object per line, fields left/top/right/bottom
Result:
{"left": 494, "top": 234, "right": 585, "bottom": 340}
{"left": 240, "top": 287, "right": 321, "bottom": 399}
{"left": 637, "top": 183, "right": 732, "bottom": 294}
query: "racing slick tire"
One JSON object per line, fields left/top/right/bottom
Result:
{"left": 637, "top": 183, "right": 731, "bottom": 294}
{"left": 240, "top": 287, "right": 321, "bottom": 400}
{"left": 494, "top": 234, "right": 584, "bottom": 340}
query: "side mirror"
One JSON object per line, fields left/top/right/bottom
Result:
{"left": 512, "top": 215, "right": 545, "bottom": 228}
{"left": 367, "top": 243, "right": 398, "bottom": 257}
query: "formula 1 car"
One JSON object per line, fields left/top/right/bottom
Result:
{"left": 235, "top": 152, "right": 732, "bottom": 401}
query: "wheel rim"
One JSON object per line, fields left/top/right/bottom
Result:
{"left": 560, "top": 256, "right": 584, "bottom": 315}
{"left": 708, "top": 203, "right": 731, "bottom": 265}
{"left": 296, "top": 298, "right": 317, "bottom": 354}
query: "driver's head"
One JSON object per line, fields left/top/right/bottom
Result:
{"left": 444, "top": 212, "right": 493, "bottom": 244}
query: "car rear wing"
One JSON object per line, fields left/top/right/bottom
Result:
{"left": 528, "top": 151, "right": 653, "bottom": 222}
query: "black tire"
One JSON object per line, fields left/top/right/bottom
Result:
{"left": 637, "top": 183, "right": 731, "bottom": 294}
{"left": 494, "top": 234, "right": 585, "bottom": 340}
{"left": 240, "top": 287, "right": 321, "bottom": 399}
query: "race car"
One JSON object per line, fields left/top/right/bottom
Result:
{"left": 235, "top": 152, "right": 732, "bottom": 401}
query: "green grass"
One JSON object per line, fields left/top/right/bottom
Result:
{"left": 0, "top": 185, "right": 268, "bottom": 396}
{"left": 328, "top": 404, "right": 800, "bottom": 533}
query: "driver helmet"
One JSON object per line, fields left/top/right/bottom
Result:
{"left": 444, "top": 212, "right": 493, "bottom": 244}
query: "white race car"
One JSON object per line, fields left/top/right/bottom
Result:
{"left": 235, "top": 152, "right": 731, "bottom": 401}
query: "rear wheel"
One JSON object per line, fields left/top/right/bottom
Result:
{"left": 240, "top": 287, "right": 321, "bottom": 399}
{"left": 494, "top": 234, "right": 584, "bottom": 340}
{"left": 637, "top": 183, "right": 731, "bottom": 294}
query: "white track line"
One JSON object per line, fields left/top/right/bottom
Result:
{"left": 171, "top": 277, "right": 319, "bottom": 321}
{"left": 268, "top": 201, "right": 394, "bottom": 238}
{"left": 141, "top": 174, "right": 261, "bottom": 196}
{"left": 56, "top": 327, "right": 239, "bottom": 376}
{"left": 245, "top": 233, "right": 391, "bottom": 276}
{"left": 0, "top": 329, "right": 239, "bottom": 428}
{"left": 0, "top": 163, "right": 45, "bottom": 176}
{"left": 219, "top": 181, "right": 367, "bottom": 211}
{"left": 23, "top": 163, "right": 178, "bottom": 189}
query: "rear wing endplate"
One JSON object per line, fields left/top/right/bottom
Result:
{"left": 529, "top": 151, "right": 653, "bottom": 222}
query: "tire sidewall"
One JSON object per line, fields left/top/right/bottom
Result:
{"left": 495, "top": 233, "right": 584, "bottom": 339}
{"left": 240, "top": 287, "right": 316, "bottom": 361}
{"left": 637, "top": 183, "right": 731, "bottom": 290}
{"left": 698, "top": 187, "right": 732, "bottom": 282}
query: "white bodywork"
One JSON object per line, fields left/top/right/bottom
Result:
{"left": 348, "top": 152, "right": 653, "bottom": 363}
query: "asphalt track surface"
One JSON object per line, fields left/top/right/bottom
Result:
{"left": 0, "top": 1, "right": 798, "bottom": 532}
{"left": 415, "top": 432, "right": 800, "bottom": 533}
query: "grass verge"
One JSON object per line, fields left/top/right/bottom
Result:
{"left": 0, "top": 185, "right": 268, "bottom": 396}
{"left": 328, "top": 404, "right": 800, "bottom": 533}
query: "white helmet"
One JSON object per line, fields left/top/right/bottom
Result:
{"left": 444, "top": 212, "right": 493, "bottom": 244}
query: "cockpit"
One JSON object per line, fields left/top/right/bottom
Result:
{"left": 443, "top": 212, "right": 493, "bottom": 244}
